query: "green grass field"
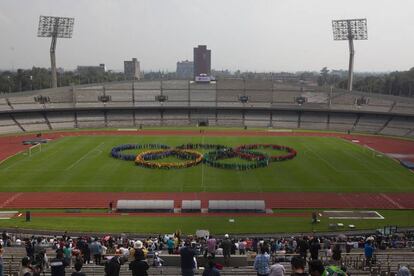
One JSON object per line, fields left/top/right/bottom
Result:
{"left": 0, "top": 135, "right": 413, "bottom": 193}
{"left": 0, "top": 209, "right": 413, "bottom": 234}
{"left": 1, "top": 133, "right": 414, "bottom": 234}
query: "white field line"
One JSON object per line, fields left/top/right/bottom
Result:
{"left": 65, "top": 142, "right": 104, "bottom": 171}
{"left": 301, "top": 142, "right": 339, "bottom": 172}
{"left": 0, "top": 150, "right": 25, "bottom": 168}
{"left": 323, "top": 210, "right": 384, "bottom": 220}
{"left": 0, "top": 193, "right": 23, "bottom": 208}
{"left": 379, "top": 193, "right": 404, "bottom": 209}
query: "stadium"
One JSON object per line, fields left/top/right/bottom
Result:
{"left": 0, "top": 79, "right": 414, "bottom": 274}
{"left": 1, "top": 1, "right": 414, "bottom": 275}
{"left": 0, "top": 79, "right": 414, "bottom": 228}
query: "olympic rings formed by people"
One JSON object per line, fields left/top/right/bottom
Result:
{"left": 135, "top": 149, "right": 203, "bottom": 169}
{"left": 111, "top": 143, "right": 297, "bottom": 170}
{"left": 234, "top": 144, "right": 297, "bottom": 162}
{"left": 111, "top": 144, "right": 170, "bottom": 161}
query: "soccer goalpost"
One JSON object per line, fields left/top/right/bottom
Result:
{"left": 28, "top": 143, "right": 42, "bottom": 157}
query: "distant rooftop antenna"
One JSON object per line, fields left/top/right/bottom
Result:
{"left": 37, "top": 15, "right": 74, "bottom": 88}
{"left": 332, "top": 18, "right": 367, "bottom": 92}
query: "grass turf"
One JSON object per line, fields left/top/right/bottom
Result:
{"left": 0, "top": 135, "right": 413, "bottom": 192}
{"left": 0, "top": 210, "right": 413, "bottom": 234}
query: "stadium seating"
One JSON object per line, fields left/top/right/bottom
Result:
{"left": 106, "top": 110, "right": 135, "bottom": 127}
{"left": 328, "top": 113, "right": 358, "bottom": 131}
{"left": 76, "top": 111, "right": 105, "bottom": 128}
{"left": 272, "top": 111, "right": 299, "bottom": 129}
{"left": 300, "top": 112, "right": 328, "bottom": 130}
{"left": 0, "top": 80, "right": 413, "bottom": 136}
{"left": 216, "top": 110, "right": 243, "bottom": 126}
{"left": 244, "top": 111, "right": 271, "bottom": 127}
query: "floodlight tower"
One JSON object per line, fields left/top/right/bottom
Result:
{"left": 37, "top": 16, "right": 74, "bottom": 88}
{"left": 332, "top": 19, "right": 367, "bottom": 92}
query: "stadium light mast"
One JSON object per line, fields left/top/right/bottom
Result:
{"left": 332, "top": 18, "right": 367, "bottom": 92}
{"left": 37, "top": 15, "right": 74, "bottom": 88}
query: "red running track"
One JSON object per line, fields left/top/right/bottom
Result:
{"left": 1, "top": 129, "right": 414, "bottom": 210}
{"left": 0, "top": 192, "right": 414, "bottom": 210}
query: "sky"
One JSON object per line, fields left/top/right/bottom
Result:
{"left": 0, "top": 0, "right": 413, "bottom": 72}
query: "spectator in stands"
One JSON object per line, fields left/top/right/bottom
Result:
{"left": 309, "top": 238, "right": 321, "bottom": 260}
{"left": 0, "top": 244, "right": 3, "bottom": 276}
{"left": 297, "top": 237, "right": 309, "bottom": 259}
{"left": 254, "top": 245, "right": 270, "bottom": 276}
{"left": 202, "top": 256, "right": 221, "bottom": 276}
{"left": 269, "top": 260, "right": 285, "bottom": 276}
{"left": 220, "top": 234, "right": 232, "bottom": 266}
{"left": 71, "top": 261, "right": 86, "bottom": 276}
{"left": 345, "top": 239, "right": 353, "bottom": 253}
{"left": 180, "top": 240, "right": 196, "bottom": 276}
{"left": 332, "top": 244, "right": 342, "bottom": 263}
{"left": 50, "top": 249, "right": 69, "bottom": 276}
{"left": 397, "top": 266, "right": 412, "bottom": 276}
{"left": 308, "top": 260, "right": 325, "bottom": 276}
{"left": 33, "top": 237, "right": 44, "bottom": 258}
{"left": 205, "top": 235, "right": 217, "bottom": 258}
{"left": 364, "top": 240, "right": 374, "bottom": 266}
{"left": 167, "top": 237, "right": 175, "bottom": 255}
{"left": 238, "top": 239, "right": 246, "bottom": 255}
{"left": 20, "top": 256, "right": 33, "bottom": 276}
{"left": 63, "top": 244, "right": 72, "bottom": 266}
{"left": 290, "top": 256, "right": 308, "bottom": 276}
{"left": 89, "top": 238, "right": 102, "bottom": 265}
{"left": 129, "top": 249, "right": 149, "bottom": 276}
{"left": 104, "top": 255, "right": 127, "bottom": 276}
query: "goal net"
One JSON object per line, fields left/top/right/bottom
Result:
{"left": 27, "top": 143, "right": 42, "bottom": 157}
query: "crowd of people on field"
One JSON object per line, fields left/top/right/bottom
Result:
{"left": 0, "top": 230, "right": 412, "bottom": 276}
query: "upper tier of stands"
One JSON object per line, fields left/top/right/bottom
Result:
{"left": 0, "top": 80, "right": 413, "bottom": 136}
{"left": 1, "top": 80, "right": 413, "bottom": 114}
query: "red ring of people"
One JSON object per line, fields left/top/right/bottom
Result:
{"left": 234, "top": 144, "right": 297, "bottom": 161}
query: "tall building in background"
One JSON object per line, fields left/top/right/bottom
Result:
{"left": 193, "top": 45, "right": 211, "bottom": 78}
{"left": 124, "top": 58, "right": 141, "bottom": 80}
{"left": 176, "top": 60, "right": 193, "bottom": 79}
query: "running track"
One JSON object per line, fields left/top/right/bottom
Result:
{"left": 0, "top": 129, "right": 414, "bottom": 210}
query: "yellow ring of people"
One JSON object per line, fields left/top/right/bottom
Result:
{"left": 135, "top": 149, "right": 203, "bottom": 169}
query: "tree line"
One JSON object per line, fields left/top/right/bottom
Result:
{"left": 318, "top": 67, "right": 414, "bottom": 97}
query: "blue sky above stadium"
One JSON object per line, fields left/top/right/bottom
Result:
{"left": 0, "top": 0, "right": 413, "bottom": 72}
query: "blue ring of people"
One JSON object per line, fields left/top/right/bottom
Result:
{"left": 110, "top": 143, "right": 297, "bottom": 170}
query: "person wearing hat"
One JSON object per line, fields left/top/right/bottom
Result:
{"left": 129, "top": 249, "right": 149, "bottom": 276}
{"left": 220, "top": 235, "right": 232, "bottom": 267}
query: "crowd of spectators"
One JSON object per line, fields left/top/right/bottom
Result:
{"left": 0, "top": 230, "right": 412, "bottom": 276}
